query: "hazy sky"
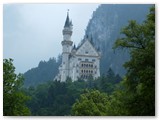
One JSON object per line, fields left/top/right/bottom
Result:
{"left": 3, "top": 4, "right": 99, "bottom": 73}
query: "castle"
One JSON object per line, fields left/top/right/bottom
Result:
{"left": 54, "top": 11, "right": 101, "bottom": 81}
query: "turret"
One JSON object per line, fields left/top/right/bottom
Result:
{"left": 72, "top": 44, "right": 76, "bottom": 54}
{"left": 61, "top": 10, "right": 73, "bottom": 81}
{"left": 61, "top": 10, "right": 73, "bottom": 53}
{"left": 62, "top": 10, "right": 73, "bottom": 41}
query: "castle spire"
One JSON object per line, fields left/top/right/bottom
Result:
{"left": 64, "top": 9, "right": 71, "bottom": 27}
{"left": 73, "top": 44, "right": 76, "bottom": 49}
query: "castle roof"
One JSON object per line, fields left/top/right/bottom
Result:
{"left": 73, "top": 44, "right": 76, "bottom": 50}
{"left": 64, "top": 10, "right": 72, "bottom": 27}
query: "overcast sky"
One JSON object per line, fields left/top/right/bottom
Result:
{"left": 3, "top": 4, "right": 99, "bottom": 73}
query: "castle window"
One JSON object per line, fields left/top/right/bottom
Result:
{"left": 85, "top": 51, "right": 88, "bottom": 54}
{"left": 78, "top": 58, "right": 81, "bottom": 61}
{"left": 86, "top": 64, "right": 88, "bottom": 67}
{"left": 92, "top": 59, "right": 95, "bottom": 62}
{"left": 85, "top": 59, "right": 88, "bottom": 62}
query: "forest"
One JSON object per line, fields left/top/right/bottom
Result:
{"left": 3, "top": 6, "right": 155, "bottom": 116}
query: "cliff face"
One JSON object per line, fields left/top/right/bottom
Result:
{"left": 85, "top": 4, "right": 152, "bottom": 76}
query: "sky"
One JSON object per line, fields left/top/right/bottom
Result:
{"left": 3, "top": 4, "right": 99, "bottom": 73}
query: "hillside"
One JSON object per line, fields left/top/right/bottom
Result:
{"left": 23, "top": 56, "right": 61, "bottom": 87}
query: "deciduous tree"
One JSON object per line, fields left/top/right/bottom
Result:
{"left": 113, "top": 6, "right": 155, "bottom": 115}
{"left": 3, "top": 59, "right": 31, "bottom": 116}
{"left": 71, "top": 90, "right": 109, "bottom": 116}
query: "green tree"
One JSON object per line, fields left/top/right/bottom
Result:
{"left": 97, "top": 69, "right": 122, "bottom": 94}
{"left": 3, "top": 58, "right": 31, "bottom": 116}
{"left": 71, "top": 90, "right": 110, "bottom": 116}
{"left": 113, "top": 6, "right": 155, "bottom": 115}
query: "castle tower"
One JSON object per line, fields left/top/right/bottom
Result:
{"left": 54, "top": 10, "right": 101, "bottom": 82}
{"left": 61, "top": 11, "right": 73, "bottom": 81}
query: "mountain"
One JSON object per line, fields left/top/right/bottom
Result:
{"left": 23, "top": 4, "right": 152, "bottom": 87}
{"left": 84, "top": 4, "right": 152, "bottom": 75}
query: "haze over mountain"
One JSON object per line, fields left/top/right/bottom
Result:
{"left": 84, "top": 4, "right": 152, "bottom": 75}
{"left": 23, "top": 4, "right": 152, "bottom": 87}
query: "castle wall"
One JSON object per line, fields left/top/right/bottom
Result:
{"left": 54, "top": 12, "right": 101, "bottom": 82}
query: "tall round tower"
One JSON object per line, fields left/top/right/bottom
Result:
{"left": 61, "top": 11, "right": 73, "bottom": 81}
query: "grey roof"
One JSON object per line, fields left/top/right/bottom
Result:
{"left": 73, "top": 44, "right": 76, "bottom": 49}
{"left": 64, "top": 11, "right": 72, "bottom": 28}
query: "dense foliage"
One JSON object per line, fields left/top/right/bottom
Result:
{"left": 72, "top": 90, "right": 110, "bottom": 116}
{"left": 23, "top": 68, "right": 121, "bottom": 116}
{"left": 3, "top": 59, "right": 31, "bottom": 116}
{"left": 112, "top": 6, "right": 155, "bottom": 115}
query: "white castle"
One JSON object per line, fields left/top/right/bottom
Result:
{"left": 54, "top": 11, "right": 101, "bottom": 81}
